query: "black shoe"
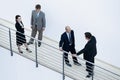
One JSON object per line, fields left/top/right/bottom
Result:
{"left": 86, "top": 74, "right": 92, "bottom": 78}
{"left": 27, "top": 42, "right": 33, "bottom": 45}
{"left": 38, "top": 42, "right": 41, "bottom": 47}
{"left": 74, "top": 62, "right": 81, "bottom": 66}
{"left": 19, "top": 51, "right": 23, "bottom": 54}
{"left": 26, "top": 48, "right": 32, "bottom": 53}
{"left": 66, "top": 63, "right": 72, "bottom": 67}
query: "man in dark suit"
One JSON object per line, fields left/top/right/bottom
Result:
{"left": 77, "top": 32, "right": 97, "bottom": 78}
{"left": 59, "top": 26, "right": 81, "bottom": 67}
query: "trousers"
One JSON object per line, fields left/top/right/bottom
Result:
{"left": 29, "top": 25, "right": 43, "bottom": 43}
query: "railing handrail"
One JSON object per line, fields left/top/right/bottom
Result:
{"left": 1, "top": 17, "right": 120, "bottom": 71}
{"left": 0, "top": 18, "right": 120, "bottom": 79}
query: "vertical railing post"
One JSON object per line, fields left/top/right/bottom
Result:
{"left": 62, "top": 53, "right": 65, "bottom": 80}
{"left": 92, "top": 72, "right": 93, "bottom": 80}
{"left": 9, "top": 28, "right": 13, "bottom": 56}
{"left": 91, "top": 65, "right": 94, "bottom": 80}
{"left": 35, "top": 40, "right": 38, "bottom": 67}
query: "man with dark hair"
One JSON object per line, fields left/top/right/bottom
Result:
{"left": 36, "top": 4, "right": 41, "bottom": 9}
{"left": 28, "top": 4, "right": 46, "bottom": 47}
{"left": 77, "top": 32, "right": 97, "bottom": 78}
{"left": 59, "top": 26, "right": 81, "bottom": 67}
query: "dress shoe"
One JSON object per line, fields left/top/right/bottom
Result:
{"left": 26, "top": 48, "right": 32, "bottom": 53}
{"left": 74, "top": 62, "right": 81, "bottom": 66}
{"left": 27, "top": 42, "right": 33, "bottom": 45}
{"left": 66, "top": 63, "right": 72, "bottom": 67}
{"left": 19, "top": 50, "right": 23, "bottom": 54}
{"left": 86, "top": 73, "right": 93, "bottom": 78}
{"left": 86, "top": 74, "right": 92, "bottom": 78}
{"left": 38, "top": 42, "right": 41, "bottom": 47}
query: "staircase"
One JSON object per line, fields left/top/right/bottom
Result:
{"left": 0, "top": 18, "right": 120, "bottom": 80}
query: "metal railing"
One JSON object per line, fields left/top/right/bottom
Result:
{"left": 0, "top": 21, "right": 120, "bottom": 80}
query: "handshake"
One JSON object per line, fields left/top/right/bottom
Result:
{"left": 59, "top": 47, "right": 83, "bottom": 56}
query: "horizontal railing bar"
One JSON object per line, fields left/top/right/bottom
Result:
{"left": 0, "top": 41, "right": 118, "bottom": 79}
{"left": 0, "top": 21, "right": 120, "bottom": 80}
{"left": 0, "top": 34, "right": 119, "bottom": 80}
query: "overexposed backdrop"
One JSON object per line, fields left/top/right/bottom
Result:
{"left": 0, "top": 0, "right": 120, "bottom": 68}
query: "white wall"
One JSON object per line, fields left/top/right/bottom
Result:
{"left": 0, "top": 0, "right": 120, "bottom": 67}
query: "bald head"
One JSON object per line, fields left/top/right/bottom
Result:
{"left": 65, "top": 26, "right": 71, "bottom": 33}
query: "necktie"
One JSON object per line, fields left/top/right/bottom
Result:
{"left": 35, "top": 12, "right": 39, "bottom": 25}
{"left": 37, "top": 12, "right": 39, "bottom": 17}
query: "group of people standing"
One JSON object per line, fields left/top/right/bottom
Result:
{"left": 15, "top": 4, "right": 97, "bottom": 78}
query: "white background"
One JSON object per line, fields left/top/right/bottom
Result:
{"left": 0, "top": 47, "right": 72, "bottom": 80}
{"left": 0, "top": 0, "right": 120, "bottom": 80}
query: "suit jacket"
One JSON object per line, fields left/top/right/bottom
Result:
{"left": 59, "top": 30, "right": 75, "bottom": 51}
{"left": 31, "top": 10, "right": 46, "bottom": 30}
{"left": 77, "top": 36, "right": 97, "bottom": 60}
{"left": 15, "top": 21, "right": 24, "bottom": 34}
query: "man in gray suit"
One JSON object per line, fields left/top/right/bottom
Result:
{"left": 28, "top": 4, "right": 46, "bottom": 47}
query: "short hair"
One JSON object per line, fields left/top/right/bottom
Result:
{"left": 15, "top": 15, "right": 21, "bottom": 22}
{"left": 35, "top": 4, "right": 41, "bottom": 9}
{"left": 85, "top": 32, "right": 92, "bottom": 39}
{"left": 65, "top": 26, "right": 70, "bottom": 30}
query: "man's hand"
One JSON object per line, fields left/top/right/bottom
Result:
{"left": 42, "top": 27, "right": 45, "bottom": 31}
{"left": 31, "top": 26, "right": 33, "bottom": 29}
{"left": 72, "top": 54, "right": 77, "bottom": 57}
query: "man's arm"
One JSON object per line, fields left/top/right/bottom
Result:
{"left": 72, "top": 30, "right": 75, "bottom": 47}
{"left": 77, "top": 49, "right": 84, "bottom": 55}
{"left": 31, "top": 11, "right": 33, "bottom": 26}
{"left": 59, "top": 35, "right": 64, "bottom": 51}
{"left": 42, "top": 13, "right": 46, "bottom": 29}
{"left": 77, "top": 42, "right": 92, "bottom": 56}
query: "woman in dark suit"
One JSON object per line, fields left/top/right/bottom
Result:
{"left": 77, "top": 32, "right": 97, "bottom": 78}
{"left": 15, "top": 15, "right": 31, "bottom": 53}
